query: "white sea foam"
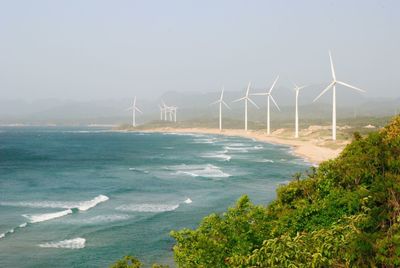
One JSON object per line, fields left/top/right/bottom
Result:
{"left": 224, "top": 146, "right": 249, "bottom": 152}
{"left": 75, "top": 195, "right": 109, "bottom": 211}
{"left": 23, "top": 209, "right": 73, "bottom": 223}
{"left": 227, "top": 143, "right": 246, "bottom": 147}
{"left": 184, "top": 198, "right": 192, "bottom": 204}
{"left": 65, "top": 215, "right": 130, "bottom": 224}
{"left": 129, "top": 168, "right": 149, "bottom": 174}
{"left": 224, "top": 145, "right": 263, "bottom": 152}
{"left": 0, "top": 195, "right": 109, "bottom": 211}
{"left": 0, "top": 229, "right": 14, "bottom": 239}
{"left": 192, "top": 138, "right": 216, "bottom": 144}
{"left": 257, "top": 159, "right": 274, "bottom": 163}
{"left": 116, "top": 204, "right": 180, "bottom": 213}
{"left": 173, "top": 164, "right": 230, "bottom": 178}
{"left": 201, "top": 152, "right": 231, "bottom": 161}
{"left": 38, "top": 237, "right": 86, "bottom": 249}
{"left": 0, "top": 222, "right": 28, "bottom": 240}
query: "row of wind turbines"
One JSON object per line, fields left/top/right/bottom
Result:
{"left": 210, "top": 51, "right": 365, "bottom": 141}
{"left": 128, "top": 51, "right": 365, "bottom": 141}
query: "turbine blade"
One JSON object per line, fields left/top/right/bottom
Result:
{"left": 133, "top": 96, "right": 137, "bottom": 106}
{"left": 337, "top": 81, "right": 365, "bottom": 93}
{"left": 210, "top": 100, "right": 220, "bottom": 106}
{"left": 232, "top": 97, "right": 246, "bottom": 103}
{"left": 313, "top": 82, "right": 334, "bottom": 102}
{"left": 135, "top": 107, "right": 143, "bottom": 114}
{"left": 329, "top": 50, "right": 336, "bottom": 80}
{"left": 270, "top": 95, "right": 280, "bottom": 111}
{"left": 248, "top": 98, "right": 259, "bottom": 109}
{"left": 220, "top": 87, "right": 224, "bottom": 101}
{"left": 245, "top": 81, "right": 251, "bottom": 97}
{"left": 268, "top": 75, "right": 280, "bottom": 93}
{"left": 222, "top": 100, "right": 231, "bottom": 109}
{"left": 250, "top": 92, "right": 268, "bottom": 96}
{"left": 127, "top": 107, "right": 133, "bottom": 111}
{"left": 298, "top": 85, "right": 308, "bottom": 90}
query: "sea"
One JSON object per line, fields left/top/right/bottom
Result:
{"left": 0, "top": 127, "right": 310, "bottom": 267}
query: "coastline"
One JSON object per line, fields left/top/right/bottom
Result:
{"left": 136, "top": 127, "right": 348, "bottom": 165}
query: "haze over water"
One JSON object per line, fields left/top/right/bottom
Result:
{"left": 0, "top": 127, "right": 309, "bottom": 267}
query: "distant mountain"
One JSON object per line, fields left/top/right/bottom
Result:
{"left": 0, "top": 90, "right": 398, "bottom": 125}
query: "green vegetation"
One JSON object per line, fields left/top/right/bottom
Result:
{"left": 109, "top": 255, "right": 169, "bottom": 268}
{"left": 112, "top": 116, "right": 400, "bottom": 267}
{"left": 170, "top": 115, "right": 400, "bottom": 267}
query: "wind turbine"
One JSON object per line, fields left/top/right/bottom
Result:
{"left": 211, "top": 87, "right": 230, "bottom": 131}
{"left": 127, "top": 96, "right": 143, "bottom": 127}
{"left": 293, "top": 83, "right": 308, "bottom": 138}
{"left": 313, "top": 51, "right": 365, "bottom": 140}
{"left": 159, "top": 105, "right": 164, "bottom": 120}
{"left": 161, "top": 101, "right": 169, "bottom": 121}
{"left": 252, "top": 76, "right": 280, "bottom": 135}
{"left": 171, "top": 106, "right": 178, "bottom": 122}
{"left": 233, "top": 82, "right": 259, "bottom": 131}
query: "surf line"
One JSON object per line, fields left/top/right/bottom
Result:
{"left": 0, "top": 195, "right": 109, "bottom": 240}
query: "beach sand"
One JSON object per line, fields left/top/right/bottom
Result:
{"left": 138, "top": 127, "right": 349, "bottom": 165}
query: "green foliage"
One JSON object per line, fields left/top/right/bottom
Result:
{"left": 110, "top": 256, "right": 142, "bottom": 268}
{"left": 109, "top": 256, "right": 170, "bottom": 268}
{"left": 171, "top": 116, "right": 400, "bottom": 267}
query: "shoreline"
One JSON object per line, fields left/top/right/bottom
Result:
{"left": 134, "top": 127, "right": 348, "bottom": 165}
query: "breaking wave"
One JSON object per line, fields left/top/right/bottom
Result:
{"left": 0, "top": 222, "right": 28, "bottom": 240}
{"left": 23, "top": 209, "right": 73, "bottom": 223}
{"left": 38, "top": 237, "right": 86, "bottom": 249}
{"left": 192, "top": 138, "right": 217, "bottom": 144}
{"left": 256, "top": 159, "right": 275, "bottom": 163}
{"left": 200, "top": 151, "right": 231, "bottom": 161}
{"left": 116, "top": 197, "right": 192, "bottom": 213}
{"left": 224, "top": 145, "right": 263, "bottom": 152}
{"left": 172, "top": 164, "right": 230, "bottom": 178}
{"left": 116, "top": 204, "right": 180, "bottom": 213}
{"left": 0, "top": 195, "right": 109, "bottom": 211}
{"left": 128, "top": 168, "right": 149, "bottom": 174}
{"left": 65, "top": 215, "right": 130, "bottom": 225}
{"left": 184, "top": 198, "right": 192, "bottom": 204}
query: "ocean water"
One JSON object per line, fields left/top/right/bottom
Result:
{"left": 0, "top": 127, "right": 310, "bottom": 267}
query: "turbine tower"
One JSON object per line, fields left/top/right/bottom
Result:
{"left": 313, "top": 51, "right": 365, "bottom": 140}
{"left": 233, "top": 82, "right": 259, "bottom": 131}
{"left": 161, "top": 101, "right": 168, "bottom": 121}
{"left": 293, "top": 83, "right": 307, "bottom": 138}
{"left": 159, "top": 105, "right": 164, "bottom": 120}
{"left": 171, "top": 106, "right": 178, "bottom": 122}
{"left": 127, "top": 96, "right": 143, "bottom": 127}
{"left": 211, "top": 87, "right": 230, "bottom": 131}
{"left": 252, "top": 76, "right": 280, "bottom": 135}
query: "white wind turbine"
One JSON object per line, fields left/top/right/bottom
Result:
{"left": 233, "top": 82, "right": 259, "bottom": 131}
{"left": 211, "top": 87, "right": 230, "bottom": 131}
{"left": 159, "top": 105, "right": 164, "bottom": 120}
{"left": 313, "top": 51, "right": 365, "bottom": 140}
{"left": 161, "top": 101, "right": 169, "bottom": 121}
{"left": 127, "top": 96, "right": 143, "bottom": 127}
{"left": 293, "top": 83, "right": 308, "bottom": 138}
{"left": 252, "top": 76, "right": 280, "bottom": 135}
{"left": 171, "top": 106, "right": 178, "bottom": 122}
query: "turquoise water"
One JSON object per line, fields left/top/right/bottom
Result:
{"left": 0, "top": 127, "right": 310, "bottom": 267}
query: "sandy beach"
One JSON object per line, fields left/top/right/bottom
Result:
{"left": 138, "top": 127, "right": 349, "bottom": 165}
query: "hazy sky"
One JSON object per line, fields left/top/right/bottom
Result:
{"left": 0, "top": 0, "right": 399, "bottom": 101}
